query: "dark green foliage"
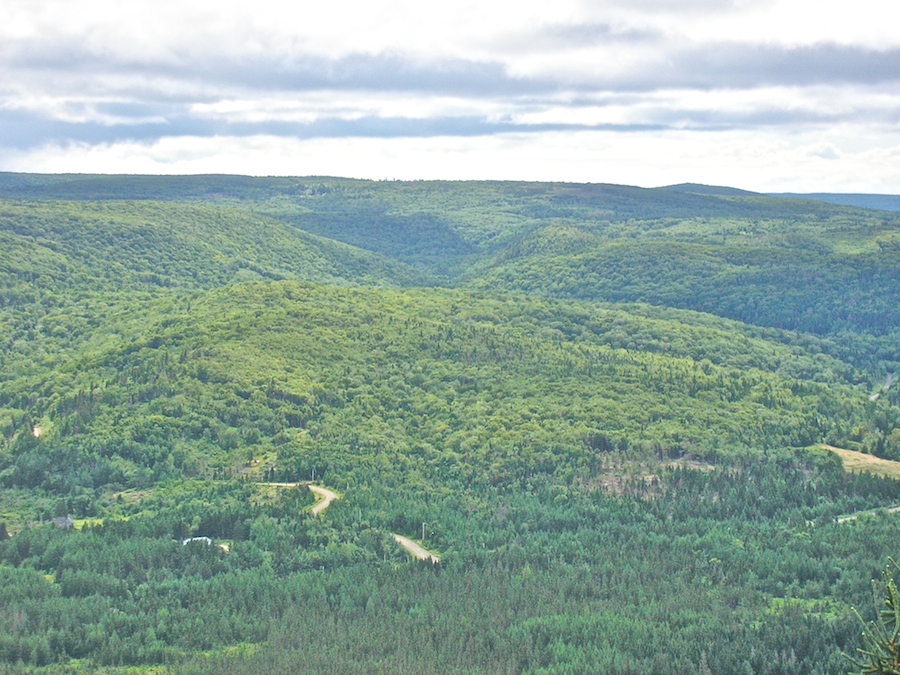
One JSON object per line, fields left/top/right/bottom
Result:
{"left": 771, "top": 193, "right": 900, "bottom": 212}
{"left": 2, "top": 457, "right": 899, "bottom": 672}
{"left": 471, "top": 238, "right": 900, "bottom": 338}
{"left": 0, "top": 199, "right": 427, "bottom": 298}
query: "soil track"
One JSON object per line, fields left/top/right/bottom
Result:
{"left": 821, "top": 445, "right": 900, "bottom": 523}
{"left": 256, "top": 482, "right": 339, "bottom": 516}
{"left": 258, "top": 482, "right": 439, "bottom": 560}
{"left": 392, "top": 534, "right": 440, "bottom": 563}
{"left": 836, "top": 505, "right": 900, "bottom": 524}
{"left": 308, "top": 484, "right": 338, "bottom": 516}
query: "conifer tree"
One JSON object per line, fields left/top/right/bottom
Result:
{"left": 848, "top": 559, "right": 900, "bottom": 675}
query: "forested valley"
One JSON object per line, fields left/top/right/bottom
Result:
{"left": 2, "top": 173, "right": 900, "bottom": 674}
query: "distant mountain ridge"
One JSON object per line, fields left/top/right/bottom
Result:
{"left": 4, "top": 173, "right": 897, "bottom": 212}
{"left": 659, "top": 182, "right": 900, "bottom": 212}
{"left": 769, "top": 192, "right": 900, "bottom": 212}
{"left": 661, "top": 183, "right": 760, "bottom": 196}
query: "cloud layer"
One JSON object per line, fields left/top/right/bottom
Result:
{"left": 2, "top": 0, "right": 899, "bottom": 189}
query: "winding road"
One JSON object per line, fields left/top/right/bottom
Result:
{"left": 256, "top": 482, "right": 339, "bottom": 517}
{"left": 308, "top": 484, "right": 338, "bottom": 516}
{"left": 255, "top": 481, "right": 440, "bottom": 561}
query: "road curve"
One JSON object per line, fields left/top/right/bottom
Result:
{"left": 308, "top": 484, "right": 339, "bottom": 516}
{"left": 255, "top": 482, "right": 338, "bottom": 516}
{"left": 258, "top": 482, "right": 439, "bottom": 559}
{"left": 392, "top": 534, "right": 440, "bottom": 563}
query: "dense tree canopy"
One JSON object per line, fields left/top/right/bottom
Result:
{"left": 1, "top": 174, "right": 900, "bottom": 674}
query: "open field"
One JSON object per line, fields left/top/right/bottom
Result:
{"left": 821, "top": 445, "right": 900, "bottom": 479}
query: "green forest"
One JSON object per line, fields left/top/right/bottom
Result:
{"left": 2, "top": 173, "right": 900, "bottom": 674}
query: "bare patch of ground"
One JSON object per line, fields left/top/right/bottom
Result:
{"left": 670, "top": 459, "right": 717, "bottom": 473}
{"left": 581, "top": 455, "right": 718, "bottom": 497}
{"left": 109, "top": 489, "right": 151, "bottom": 505}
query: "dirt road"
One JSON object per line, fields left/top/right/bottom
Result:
{"left": 308, "top": 484, "right": 338, "bottom": 516}
{"left": 820, "top": 446, "right": 900, "bottom": 523}
{"left": 259, "top": 482, "right": 437, "bottom": 559}
{"left": 837, "top": 505, "right": 900, "bottom": 524}
{"left": 392, "top": 534, "right": 440, "bottom": 563}
{"left": 256, "top": 482, "right": 338, "bottom": 516}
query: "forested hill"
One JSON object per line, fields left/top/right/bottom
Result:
{"left": 4, "top": 173, "right": 899, "bottom": 340}
{"left": 0, "top": 199, "right": 428, "bottom": 294}
{"left": 2, "top": 173, "right": 900, "bottom": 674}
{"left": 769, "top": 192, "right": 900, "bottom": 212}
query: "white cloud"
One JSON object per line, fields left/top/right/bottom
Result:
{"left": 1, "top": 0, "right": 899, "bottom": 190}
{"left": 8, "top": 125, "right": 900, "bottom": 193}
{"left": 188, "top": 93, "right": 512, "bottom": 124}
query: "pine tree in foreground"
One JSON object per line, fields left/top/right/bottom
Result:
{"left": 848, "top": 559, "right": 900, "bottom": 675}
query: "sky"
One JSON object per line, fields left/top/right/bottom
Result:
{"left": 1, "top": 0, "right": 899, "bottom": 191}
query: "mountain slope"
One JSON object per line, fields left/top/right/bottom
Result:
{"left": 3, "top": 282, "right": 895, "bottom": 500}
{"left": 0, "top": 199, "right": 429, "bottom": 296}
{"left": 6, "top": 173, "right": 895, "bottom": 279}
{"left": 467, "top": 236, "right": 900, "bottom": 336}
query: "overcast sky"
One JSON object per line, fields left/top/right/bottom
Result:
{"left": 2, "top": 0, "right": 899, "bottom": 191}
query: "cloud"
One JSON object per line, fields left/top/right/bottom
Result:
{"left": 498, "top": 22, "right": 661, "bottom": 51}
{"left": 4, "top": 34, "right": 900, "bottom": 115}
{"left": 7, "top": 127, "right": 900, "bottom": 193}
{"left": 1, "top": 42, "right": 548, "bottom": 97}
{"left": 662, "top": 43, "right": 900, "bottom": 89}
{"left": 0, "top": 104, "right": 673, "bottom": 150}
{"left": 1, "top": 0, "right": 899, "bottom": 189}
{"left": 602, "top": 0, "right": 765, "bottom": 10}
{"left": 809, "top": 144, "right": 841, "bottom": 160}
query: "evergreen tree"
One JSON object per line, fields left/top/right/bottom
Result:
{"left": 848, "top": 559, "right": 900, "bottom": 675}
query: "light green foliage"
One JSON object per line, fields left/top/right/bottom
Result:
{"left": 3, "top": 281, "right": 894, "bottom": 499}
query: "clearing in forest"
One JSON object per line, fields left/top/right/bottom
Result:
{"left": 821, "top": 445, "right": 900, "bottom": 479}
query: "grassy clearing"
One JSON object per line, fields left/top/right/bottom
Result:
{"left": 821, "top": 444, "right": 900, "bottom": 479}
